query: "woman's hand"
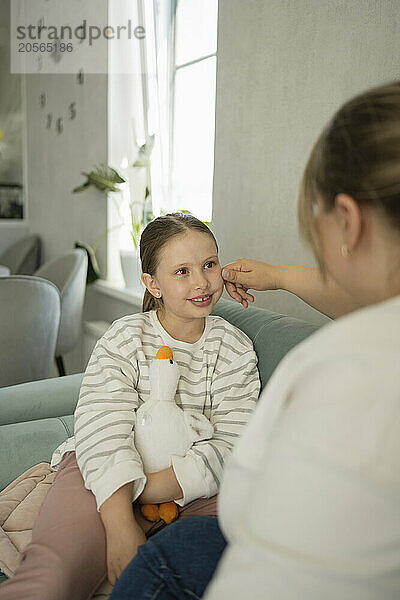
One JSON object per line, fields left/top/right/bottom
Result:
{"left": 223, "top": 260, "right": 356, "bottom": 318}
{"left": 104, "top": 515, "right": 146, "bottom": 585}
{"left": 222, "top": 259, "right": 280, "bottom": 307}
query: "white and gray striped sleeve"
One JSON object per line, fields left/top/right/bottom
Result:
{"left": 172, "top": 349, "right": 260, "bottom": 506}
{"left": 74, "top": 333, "right": 146, "bottom": 511}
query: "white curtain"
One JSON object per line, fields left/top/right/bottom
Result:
{"left": 141, "top": 0, "right": 176, "bottom": 216}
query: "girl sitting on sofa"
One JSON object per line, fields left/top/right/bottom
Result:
{"left": 0, "top": 213, "right": 260, "bottom": 600}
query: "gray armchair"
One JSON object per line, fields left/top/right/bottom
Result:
{"left": 0, "top": 276, "right": 61, "bottom": 388}
{"left": 34, "top": 249, "right": 88, "bottom": 376}
{"left": 0, "top": 235, "right": 41, "bottom": 275}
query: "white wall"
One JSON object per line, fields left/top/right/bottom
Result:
{"left": 25, "top": 70, "right": 108, "bottom": 270}
{"left": 212, "top": 0, "right": 400, "bottom": 324}
{"left": 0, "top": 223, "right": 28, "bottom": 255}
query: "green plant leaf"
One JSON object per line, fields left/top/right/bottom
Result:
{"left": 130, "top": 205, "right": 143, "bottom": 249}
{"left": 72, "top": 181, "right": 91, "bottom": 193}
{"left": 93, "top": 163, "right": 126, "bottom": 184}
{"left": 88, "top": 172, "right": 119, "bottom": 191}
{"left": 73, "top": 163, "right": 126, "bottom": 194}
{"left": 106, "top": 166, "right": 125, "bottom": 184}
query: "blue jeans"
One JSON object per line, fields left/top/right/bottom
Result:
{"left": 109, "top": 516, "right": 227, "bottom": 600}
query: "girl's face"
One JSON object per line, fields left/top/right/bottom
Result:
{"left": 150, "top": 230, "right": 224, "bottom": 321}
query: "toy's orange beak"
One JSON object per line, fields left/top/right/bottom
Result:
{"left": 155, "top": 346, "right": 174, "bottom": 361}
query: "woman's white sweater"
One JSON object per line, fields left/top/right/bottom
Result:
{"left": 205, "top": 294, "right": 400, "bottom": 600}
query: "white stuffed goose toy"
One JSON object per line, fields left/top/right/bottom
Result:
{"left": 135, "top": 346, "right": 214, "bottom": 524}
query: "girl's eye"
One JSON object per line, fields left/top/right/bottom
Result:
{"left": 176, "top": 268, "right": 187, "bottom": 275}
{"left": 204, "top": 261, "right": 216, "bottom": 269}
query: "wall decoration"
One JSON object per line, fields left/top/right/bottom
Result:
{"left": 39, "top": 92, "right": 47, "bottom": 108}
{"left": 69, "top": 102, "right": 77, "bottom": 120}
{"left": 77, "top": 69, "right": 84, "bottom": 84}
{"left": 56, "top": 117, "right": 63, "bottom": 134}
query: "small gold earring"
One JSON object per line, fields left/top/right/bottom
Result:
{"left": 341, "top": 243, "right": 351, "bottom": 257}
{"left": 155, "top": 292, "right": 161, "bottom": 297}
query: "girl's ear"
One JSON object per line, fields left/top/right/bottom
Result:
{"left": 142, "top": 273, "right": 162, "bottom": 298}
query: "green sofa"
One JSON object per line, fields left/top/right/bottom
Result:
{"left": 0, "top": 298, "right": 321, "bottom": 584}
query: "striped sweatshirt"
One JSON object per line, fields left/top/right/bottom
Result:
{"left": 51, "top": 309, "right": 261, "bottom": 511}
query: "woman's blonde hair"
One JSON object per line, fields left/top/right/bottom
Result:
{"left": 298, "top": 80, "right": 400, "bottom": 275}
{"left": 140, "top": 212, "right": 219, "bottom": 312}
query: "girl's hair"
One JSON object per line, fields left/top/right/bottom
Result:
{"left": 140, "top": 212, "right": 219, "bottom": 312}
{"left": 298, "top": 80, "right": 400, "bottom": 275}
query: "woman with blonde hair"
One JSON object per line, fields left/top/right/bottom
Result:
{"left": 111, "top": 80, "right": 400, "bottom": 599}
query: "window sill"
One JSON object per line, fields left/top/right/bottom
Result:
{"left": 93, "top": 279, "right": 143, "bottom": 307}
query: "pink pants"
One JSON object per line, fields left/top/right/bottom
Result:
{"left": 0, "top": 452, "right": 218, "bottom": 600}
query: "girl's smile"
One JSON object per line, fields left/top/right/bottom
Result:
{"left": 187, "top": 294, "right": 213, "bottom": 307}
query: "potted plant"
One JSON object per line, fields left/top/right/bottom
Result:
{"left": 119, "top": 135, "right": 154, "bottom": 293}
{"left": 73, "top": 136, "right": 154, "bottom": 290}
{"left": 73, "top": 164, "right": 126, "bottom": 283}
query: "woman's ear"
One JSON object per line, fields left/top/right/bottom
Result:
{"left": 334, "top": 193, "right": 362, "bottom": 251}
{"left": 142, "top": 273, "right": 162, "bottom": 298}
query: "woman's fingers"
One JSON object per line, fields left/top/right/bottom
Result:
{"left": 224, "top": 281, "right": 254, "bottom": 308}
{"left": 236, "top": 286, "right": 255, "bottom": 303}
{"left": 222, "top": 259, "right": 279, "bottom": 292}
{"left": 221, "top": 268, "right": 249, "bottom": 285}
{"left": 222, "top": 258, "right": 252, "bottom": 273}
{"left": 225, "top": 281, "right": 244, "bottom": 304}
{"left": 222, "top": 259, "right": 256, "bottom": 291}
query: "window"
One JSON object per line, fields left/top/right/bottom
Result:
{"left": 145, "top": 0, "right": 218, "bottom": 222}
{"left": 171, "top": 0, "right": 218, "bottom": 222}
{"left": 106, "top": 0, "right": 218, "bottom": 284}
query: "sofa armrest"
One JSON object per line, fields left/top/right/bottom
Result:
{"left": 0, "top": 416, "right": 74, "bottom": 491}
{"left": 0, "top": 373, "right": 83, "bottom": 426}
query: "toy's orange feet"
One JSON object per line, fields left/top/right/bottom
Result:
{"left": 141, "top": 503, "right": 160, "bottom": 522}
{"left": 159, "top": 501, "right": 179, "bottom": 524}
